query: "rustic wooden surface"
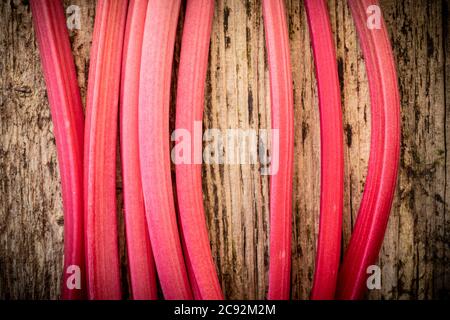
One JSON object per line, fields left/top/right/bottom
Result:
{"left": 0, "top": 0, "right": 448, "bottom": 299}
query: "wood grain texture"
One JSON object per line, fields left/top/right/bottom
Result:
{"left": 0, "top": 0, "right": 448, "bottom": 299}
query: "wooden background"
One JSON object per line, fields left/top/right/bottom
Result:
{"left": 0, "top": 0, "right": 448, "bottom": 300}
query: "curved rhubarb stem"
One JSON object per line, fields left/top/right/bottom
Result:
{"left": 305, "top": 0, "right": 344, "bottom": 300}
{"left": 84, "top": 0, "right": 128, "bottom": 300}
{"left": 139, "top": 0, "right": 193, "bottom": 300}
{"left": 30, "top": 0, "right": 85, "bottom": 300}
{"left": 175, "top": 0, "right": 222, "bottom": 300}
{"left": 262, "top": 0, "right": 294, "bottom": 300}
{"left": 120, "top": 0, "right": 158, "bottom": 300}
{"left": 336, "top": 0, "right": 400, "bottom": 300}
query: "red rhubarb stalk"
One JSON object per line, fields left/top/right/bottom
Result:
{"left": 262, "top": 0, "right": 295, "bottom": 300}
{"left": 120, "top": 0, "right": 158, "bottom": 300}
{"left": 30, "top": 0, "right": 85, "bottom": 300}
{"left": 336, "top": 0, "right": 400, "bottom": 299}
{"left": 305, "top": 0, "right": 344, "bottom": 300}
{"left": 175, "top": 0, "right": 222, "bottom": 300}
{"left": 84, "top": 0, "right": 128, "bottom": 300}
{"left": 139, "top": 0, "right": 193, "bottom": 299}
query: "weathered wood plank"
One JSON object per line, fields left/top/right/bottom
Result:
{"left": 0, "top": 0, "right": 448, "bottom": 300}
{"left": 286, "top": 0, "right": 320, "bottom": 300}
{"left": 379, "top": 0, "right": 447, "bottom": 299}
{"left": 205, "top": 0, "right": 270, "bottom": 299}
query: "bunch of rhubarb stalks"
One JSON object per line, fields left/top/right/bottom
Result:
{"left": 31, "top": 0, "right": 399, "bottom": 300}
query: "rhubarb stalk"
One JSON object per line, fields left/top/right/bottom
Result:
{"left": 120, "top": 0, "right": 158, "bottom": 300}
{"left": 336, "top": 0, "right": 400, "bottom": 299}
{"left": 139, "top": 0, "right": 193, "bottom": 299}
{"left": 175, "top": 0, "right": 222, "bottom": 300}
{"left": 262, "top": 0, "right": 294, "bottom": 300}
{"left": 84, "top": 0, "right": 128, "bottom": 300}
{"left": 30, "top": 0, "right": 85, "bottom": 300}
{"left": 305, "top": 0, "right": 344, "bottom": 300}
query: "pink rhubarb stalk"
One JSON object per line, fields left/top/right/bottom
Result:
{"left": 336, "top": 0, "right": 400, "bottom": 299}
{"left": 30, "top": 0, "right": 85, "bottom": 300}
{"left": 175, "top": 0, "right": 222, "bottom": 300}
{"left": 139, "top": 0, "right": 193, "bottom": 300}
{"left": 305, "top": 0, "right": 344, "bottom": 300}
{"left": 262, "top": 0, "right": 295, "bottom": 300}
{"left": 120, "top": 0, "right": 158, "bottom": 300}
{"left": 84, "top": 0, "right": 128, "bottom": 300}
